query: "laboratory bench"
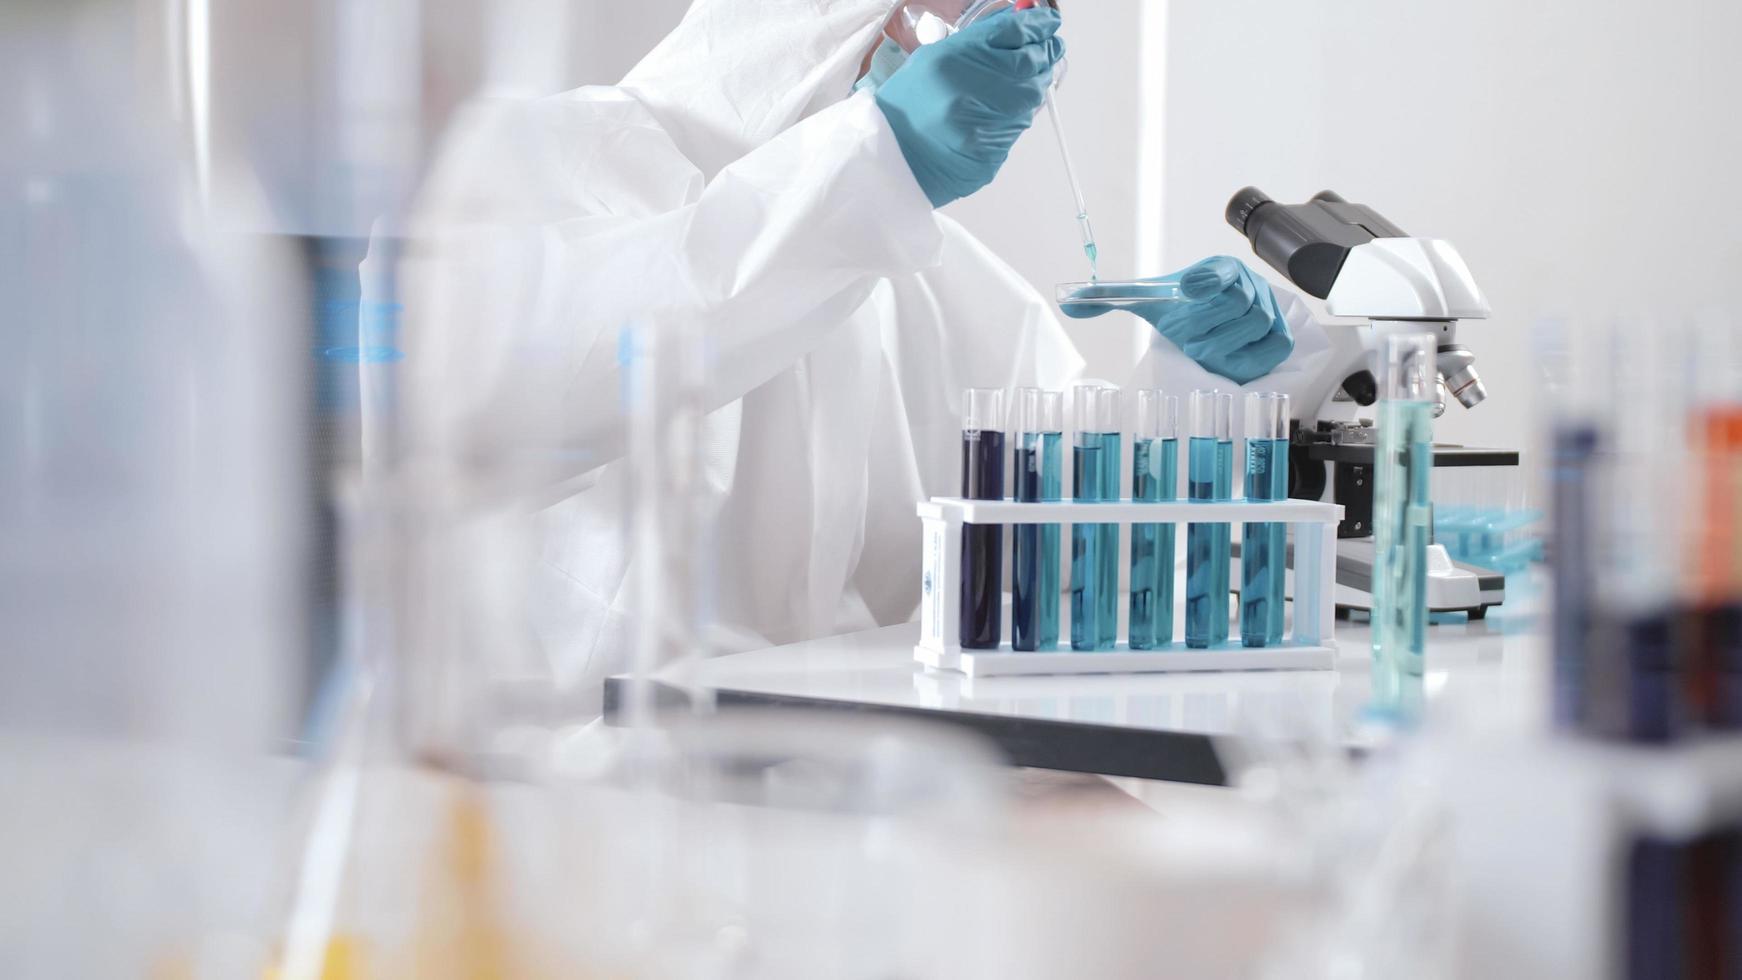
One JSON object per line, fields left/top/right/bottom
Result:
{"left": 604, "top": 590, "right": 1548, "bottom": 786}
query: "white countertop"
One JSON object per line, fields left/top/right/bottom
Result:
{"left": 672, "top": 578, "right": 1551, "bottom": 753}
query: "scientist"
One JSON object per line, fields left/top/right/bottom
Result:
{"left": 401, "top": 0, "right": 1327, "bottom": 711}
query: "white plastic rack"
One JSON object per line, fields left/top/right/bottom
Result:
{"left": 915, "top": 496, "right": 1345, "bottom": 677}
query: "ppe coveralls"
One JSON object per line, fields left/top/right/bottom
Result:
{"left": 400, "top": 0, "right": 1328, "bottom": 715}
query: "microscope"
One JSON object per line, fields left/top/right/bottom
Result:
{"left": 1226, "top": 188, "right": 1515, "bottom": 617}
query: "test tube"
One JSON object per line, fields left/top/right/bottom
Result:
{"left": 1013, "top": 389, "right": 1064, "bottom": 651}
{"left": 1626, "top": 836, "right": 1688, "bottom": 980}
{"left": 1240, "top": 393, "right": 1290, "bottom": 648}
{"left": 1587, "top": 325, "right": 1689, "bottom": 742}
{"left": 1070, "top": 384, "right": 1105, "bottom": 650}
{"left": 1129, "top": 391, "right": 1179, "bottom": 650}
{"left": 1550, "top": 421, "right": 1601, "bottom": 730}
{"left": 1095, "top": 386, "right": 1124, "bottom": 649}
{"left": 960, "top": 388, "right": 1005, "bottom": 650}
{"left": 1185, "top": 391, "right": 1234, "bottom": 648}
{"left": 1546, "top": 321, "right": 1606, "bottom": 732}
{"left": 1686, "top": 322, "right": 1742, "bottom": 730}
{"left": 1371, "top": 335, "right": 1436, "bottom": 688}
{"left": 1691, "top": 407, "right": 1742, "bottom": 729}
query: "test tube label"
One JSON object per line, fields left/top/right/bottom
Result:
{"left": 921, "top": 521, "right": 944, "bottom": 647}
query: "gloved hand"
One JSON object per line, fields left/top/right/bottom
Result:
{"left": 1060, "top": 256, "right": 1295, "bottom": 384}
{"left": 874, "top": 8, "right": 1064, "bottom": 208}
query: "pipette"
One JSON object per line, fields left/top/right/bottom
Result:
{"left": 1015, "top": 0, "right": 1098, "bottom": 280}
{"left": 1044, "top": 92, "right": 1098, "bottom": 281}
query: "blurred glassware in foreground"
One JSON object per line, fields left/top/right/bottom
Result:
{"left": 1, "top": 1, "right": 305, "bottom": 973}
{"left": 188, "top": 0, "right": 580, "bottom": 733}
{"left": 1369, "top": 334, "right": 1437, "bottom": 723}
{"left": 1546, "top": 315, "right": 1742, "bottom": 743}
{"left": 1430, "top": 465, "right": 1543, "bottom": 576}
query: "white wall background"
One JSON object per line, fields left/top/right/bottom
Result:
{"left": 1152, "top": 0, "right": 1742, "bottom": 455}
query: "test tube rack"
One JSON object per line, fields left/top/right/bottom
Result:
{"left": 915, "top": 496, "right": 1344, "bottom": 677}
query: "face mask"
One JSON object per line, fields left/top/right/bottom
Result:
{"left": 852, "top": 35, "right": 909, "bottom": 94}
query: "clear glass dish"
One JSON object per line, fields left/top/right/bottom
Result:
{"left": 1055, "top": 279, "right": 1188, "bottom": 312}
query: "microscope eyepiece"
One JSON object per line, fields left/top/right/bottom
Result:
{"left": 1226, "top": 187, "right": 1273, "bottom": 237}
{"left": 1222, "top": 187, "right": 1410, "bottom": 299}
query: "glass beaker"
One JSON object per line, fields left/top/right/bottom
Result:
{"left": 633, "top": 711, "right": 1005, "bottom": 977}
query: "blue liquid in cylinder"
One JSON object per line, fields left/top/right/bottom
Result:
{"left": 1070, "top": 438, "right": 1103, "bottom": 650}
{"left": 1550, "top": 425, "right": 1599, "bottom": 731}
{"left": 1013, "top": 432, "right": 1063, "bottom": 651}
{"left": 1371, "top": 401, "right": 1433, "bottom": 676}
{"left": 1129, "top": 438, "right": 1178, "bottom": 649}
{"left": 1185, "top": 437, "right": 1233, "bottom": 648}
{"left": 1095, "top": 432, "right": 1122, "bottom": 650}
{"left": 959, "top": 429, "right": 1005, "bottom": 650}
{"left": 1240, "top": 437, "right": 1289, "bottom": 647}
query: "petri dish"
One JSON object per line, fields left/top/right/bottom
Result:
{"left": 1055, "top": 279, "right": 1189, "bottom": 313}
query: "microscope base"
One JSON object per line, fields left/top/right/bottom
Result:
{"left": 1321, "top": 539, "right": 1504, "bottom": 618}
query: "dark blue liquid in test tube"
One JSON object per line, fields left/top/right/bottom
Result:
{"left": 1623, "top": 611, "right": 1678, "bottom": 743}
{"left": 959, "top": 389, "right": 1005, "bottom": 649}
{"left": 1625, "top": 837, "right": 1686, "bottom": 980}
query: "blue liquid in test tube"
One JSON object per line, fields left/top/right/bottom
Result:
{"left": 1095, "top": 397, "right": 1122, "bottom": 650}
{"left": 1185, "top": 391, "right": 1234, "bottom": 649}
{"left": 1070, "top": 435, "right": 1102, "bottom": 648}
{"left": 1129, "top": 391, "right": 1179, "bottom": 650}
{"left": 1240, "top": 392, "right": 1290, "bottom": 648}
{"left": 1070, "top": 385, "right": 1114, "bottom": 650}
{"left": 1013, "top": 389, "right": 1063, "bottom": 651}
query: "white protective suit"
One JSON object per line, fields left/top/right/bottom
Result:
{"left": 400, "top": 0, "right": 1327, "bottom": 712}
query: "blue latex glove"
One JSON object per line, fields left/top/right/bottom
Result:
{"left": 874, "top": 8, "right": 1064, "bottom": 208}
{"left": 1060, "top": 256, "right": 1295, "bottom": 384}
